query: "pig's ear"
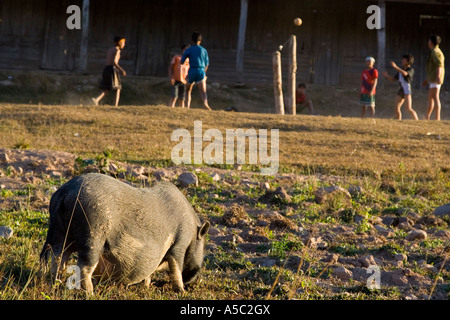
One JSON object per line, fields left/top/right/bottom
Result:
{"left": 198, "top": 221, "right": 210, "bottom": 240}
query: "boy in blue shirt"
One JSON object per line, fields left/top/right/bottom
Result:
{"left": 181, "top": 32, "right": 212, "bottom": 110}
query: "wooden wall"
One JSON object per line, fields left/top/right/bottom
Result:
{"left": 0, "top": 0, "right": 449, "bottom": 89}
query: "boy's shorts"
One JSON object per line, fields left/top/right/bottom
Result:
{"left": 99, "top": 65, "right": 121, "bottom": 91}
{"left": 397, "top": 87, "right": 411, "bottom": 99}
{"left": 360, "top": 94, "right": 375, "bottom": 107}
{"left": 172, "top": 81, "right": 185, "bottom": 100}
{"left": 429, "top": 83, "right": 442, "bottom": 89}
{"left": 187, "top": 68, "right": 206, "bottom": 84}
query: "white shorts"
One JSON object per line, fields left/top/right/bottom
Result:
{"left": 429, "top": 83, "right": 442, "bottom": 89}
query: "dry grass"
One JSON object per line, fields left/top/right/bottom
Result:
{"left": 0, "top": 103, "right": 448, "bottom": 176}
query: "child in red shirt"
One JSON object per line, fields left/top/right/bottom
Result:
{"left": 360, "top": 56, "right": 378, "bottom": 118}
{"left": 295, "top": 83, "right": 315, "bottom": 115}
{"left": 169, "top": 44, "right": 190, "bottom": 108}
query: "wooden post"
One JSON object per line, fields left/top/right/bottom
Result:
{"left": 79, "top": 0, "right": 90, "bottom": 71}
{"left": 286, "top": 35, "right": 297, "bottom": 115}
{"left": 273, "top": 51, "right": 284, "bottom": 115}
{"left": 236, "top": 0, "right": 249, "bottom": 85}
{"left": 377, "top": 0, "right": 386, "bottom": 88}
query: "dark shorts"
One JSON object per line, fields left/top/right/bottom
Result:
{"left": 397, "top": 87, "right": 411, "bottom": 99}
{"left": 397, "top": 88, "right": 406, "bottom": 99}
{"left": 187, "top": 68, "right": 206, "bottom": 84}
{"left": 172, "top": 81, "right": 185, "bottom": 99}
{"left": 99, "top": 65, "right": 121, "bottom": 91}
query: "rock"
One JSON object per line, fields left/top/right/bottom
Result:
{"left": 0, "top": 152, "right": 10, "bottom": 164}
{"left": 332, "top": 266, "right": 353, "bottom": 281}
{"left": 221, "top": 204, "right": 250, "bottom": 227}
{"left": 394, "top": 253, "right": 408, "bottom": 262}
{"left": 352, "top": 267, "right": 370, "bottom": 282}
{"left": 405, "top": 230, "right": 427, "bottom": 241}
{"left": 382, "top": 216, "right": 396, "bottom": 227}
{"left": 404, "top": 293, "right": 418, "bottom": 300}
{"left": 321, "top": 253, "right": 339, "bottom": 264}
{"left": 397, "top": 216, "right": 414, "bottom": 227}
{"left": 211, "top": 234, "right": 244, "bottom": 247}
{"left": 391, "top": 260, "right": 404, "bottom": 268}
{"left": 338, "top": 257, "right": 362, "bottom": 268}
{"left": 260, "top": 182, "right": 271, "bottom": 191}
{"left": 412, "top": 223, "right": 425, "bottom": 230}
{"left": 273, "top": 187, "right": 291, "bottom": 203}
{"left": 259, "top": 186, "right": 291, "bottom": 204}
{"left": 306, "top": 236, "right": 328, "bottom": 249}
{"left": 49, "top": 171, "right": 63, "bottom": 178}
{"left": 208, "top": 226, "right": 222, "bottom": 236}
{"left": 239, "top": 230, "right": 270, "bottom": 243}
{"left": 423, "top": 264, "right": 439, "bottom": 274}
{"left": 0, "top": 226, "right": 13, "bottom": 239}
{"left": 241, "top": 179, "right": 258, "bottom": 188}
{"left": 285, "top": 255, "right": 311, "bottom": 273}
{"left": 253, "top": 257, "right": 277, "bottom": 268}
{"left": 384, "top": 269, "right": 409, "bottom": 287}
{"left": 357, "top": 255, "right": 377, "bottom": 268}
{"left": 397, "top": 221, "right": 412, "bottom": 231}
{"left": 153, "top": 170, "right": 166, "bottom": 181}
{"left": 374, "top": 225, "right": 394, "bottom": 237}
{"left": 177, "top": 172, "right": 198, "bottom": 188}
{"left": 432, "top": 203, "right": 450, "bottom": 218}
{"left": 238, "top": 243, "right": 261, "bottom": 253}
{"left": 257, "top": 210, "right": 299, "bottom": 232}
{"left": 210, "top": 173, "right": 221, "bottom": 181}
{"left": 347, "top": 185, "right": 364, "bottom": 197}
{"left": 314, "top": 186, "right": 351, "bottom": 204}
{"left": 418, "top": 215, "right": 446, "bottom": 228}
{"left": 434, "top": 229, "right": 450, "bottom": 239}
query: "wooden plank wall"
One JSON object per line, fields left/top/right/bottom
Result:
{"left": 0, "top": 0, "right": 47, "bottom": 69}
{"left": 0, "top": 0, "right": 449, "bottom": 89}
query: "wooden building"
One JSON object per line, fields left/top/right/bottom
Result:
{"left": 0, "top": 0, "right": 449, "bottom": 88}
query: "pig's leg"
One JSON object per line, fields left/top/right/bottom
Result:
{"left": 143, "top": 276, "right": 151, "bottom": 288}
{"left": 78, "top": 263, "right": 98, "bottom": 294}
{"left": 50, "top": 246, "right": 73, "bottom": 282}
{"left": 167, "top": 256, "right": 184, "bottom": 292}
{"left": 77, "top": 246, "right": 102, "bottom": 294}
{"left": 50, "top": 254, "right": 61, "bottom": 281}
{"left": 156, "top": 261, "right": 169, "bottom": 272}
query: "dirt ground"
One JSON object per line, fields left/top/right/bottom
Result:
{"left": 0, "top": 148, "right": 449, "bottom": 300}
{"left": 1, "top": 69, "right": 450, "bottom": 119}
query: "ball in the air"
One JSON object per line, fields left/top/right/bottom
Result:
{"left": 294, "top": 17, "right": 302, "bottom": 26}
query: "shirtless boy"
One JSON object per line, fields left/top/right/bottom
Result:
{"left": 92, "top": 36, "right": 127, "bottom": 107}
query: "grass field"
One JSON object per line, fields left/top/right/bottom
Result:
{"left": 0, "top": 77, "right": 449, "bottom": 301}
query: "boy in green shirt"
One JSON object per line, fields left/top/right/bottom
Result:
{"left": 423, "top": 34, "right": 445, "bottom": 121}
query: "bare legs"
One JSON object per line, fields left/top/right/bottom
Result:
{"left": 185, "top": 79, "right": 211, "bottom": 110}
{"left": 92, "top": 89, "right": 121, "bottom": 107}
{"left": 361, "top": 106, "right": 375, "bottom": 118}
{"left": 426, "top": 87, "right": 441, "bottom": 121}
{"left": 395, "top": 95, "right": 418, "bottom": 120}
{"left": 171, "top": 98, "right": 185, "bottom": 108}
